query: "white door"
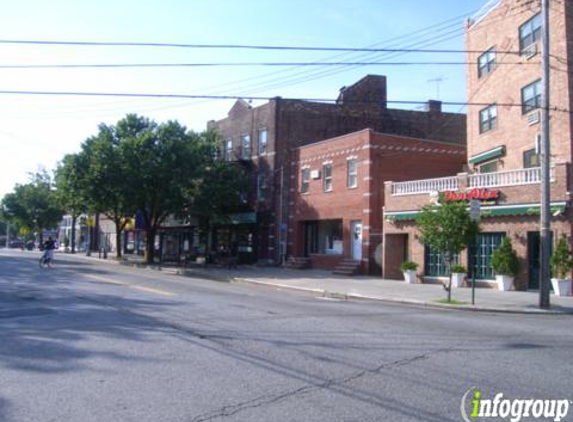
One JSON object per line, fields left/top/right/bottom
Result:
{"left": 351, "top": 221, "right": 363, "bottom": 261}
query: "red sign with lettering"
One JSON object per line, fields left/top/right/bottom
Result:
{"left": 444, "top": 188, "right": 499, "bottom": 202}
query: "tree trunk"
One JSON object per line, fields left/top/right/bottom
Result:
{"left": 71, "top": 215, "right": 77, "bottom": 254}
{"left": 144, "top": 228, "right": 156, "bottom": 264}
{"left": 445, "top": 259, "right": 452, "bottom": 302}
{"left": 115, "top": 229, "right": 123, "bottom": 259}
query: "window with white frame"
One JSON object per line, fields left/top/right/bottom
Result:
{"left": 257, "top": 173, "right": 266, "bottom": 201}
{"left": 323, "top": 163, "right": 332, "bottom": 192}
{"left": 301, "top": 168, "right": 310, "bottom": 193}
{"left": 478, "top": 48, "right": 496, "bottom": 78}
{"left": 521, "top": 79, "right": 541, "bottom": 114}
{"left": 225, "top": 139, "right": 233, "bottom": 161}
{"left": 258, "top": 129, "right": 267, "bottom": 155}
{"left": 347, "top": 158, "right": 358, "bottom": 188}
{"left": 479, "top": 104, "right": 497, "bottom": 133}
{"left": 241, "top": 134, "right": 251, "bottom": 159}
{"left": 519, "top": 13, "right": 541, "bottom": 53}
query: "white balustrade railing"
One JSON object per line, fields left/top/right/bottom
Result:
{"left": 468, "top": 167, "right": 550, "bottom": 188}
{"left": 391, "top": 176, "right": 458, "bottom": 196}
{"left": 390, "top": 167, "right": 555, "bottom": 196}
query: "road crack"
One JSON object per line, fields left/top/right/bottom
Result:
{"left": 186, "top": 351, "right": 439, "bottom": 422}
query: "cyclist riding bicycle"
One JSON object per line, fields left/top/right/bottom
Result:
{"left": 40, "top": 237, "right": 56, "bottom": 267}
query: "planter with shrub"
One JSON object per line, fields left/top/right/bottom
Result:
{"left": 450, "top": 264, "right": 467, "bottom": 288}
{"left": 550, "top": 237, "right": 573, "bottom": 297}
{"left": 400, "top": 261, "right": 419, "bottom": 284}
{"left": 491, "top": 237, "right": 519, "bottom": 291}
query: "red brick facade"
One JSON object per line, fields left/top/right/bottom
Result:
{"left": 382, "top": 0, "right": 573, "bottom": 291}
{"left": 289, "top": 130, "right": 466, "bottom": 274}
{"left": 208, "top": 75, "right": 466, "bottom": 264}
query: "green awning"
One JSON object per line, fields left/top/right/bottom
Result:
{"left": 384, "top": 203, "right": 567, "bottom": 222}
{"left": 212, "top": 212, "right": 257, "bottom": 225}
{"left": 385, "top": 212, "right": 419, "bottom": 222}
{"left": 480, "top": 203, "right": 566, "bottom": 217}
{"left": 469, "top": 146, "right": 506, "bottom": 165}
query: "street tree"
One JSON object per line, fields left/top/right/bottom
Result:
{"left": 54, "top": 153, "right": 88, "bottom": 253}
{"left": 0, "top": 171, "right": 64, "bottom": 244}
{"left": 119, "top": 115, "right": 216, "bottom": 264}
{"left": 80, "top": 123, "right": 134, "bottom": 258}
{"left": 187, "top": 161, "right": 252, "bottom": 260}
{"left": 416, "top": 198, "right": 480, "bottom": 302}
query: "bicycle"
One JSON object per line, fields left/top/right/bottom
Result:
{"left": 39, "top": 251, "right": 52, "bottom": 269}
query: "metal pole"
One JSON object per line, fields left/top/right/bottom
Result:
{"left": 5, "top": 221, "right": 9, "bottom": 248}
{"left": 278, "top": 165, "right": 285, "bottom": 265}
{"left": 539, "top": 0, "right": 551, "bottom": 309}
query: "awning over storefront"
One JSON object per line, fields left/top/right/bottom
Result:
{"left": 469, "top": 145, "right": 505, "bottom": 165}
{"left": 479, "top": 203, "right": 566, "bottom": 217}
{"left": 212, "top": 212, "right": 257, "bottom": 225}
{"left": 384, "top": 202, "right": 567, "bottom": 222}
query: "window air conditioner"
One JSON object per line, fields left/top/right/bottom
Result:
{"left": 522, "top": 43, "right": 537, "bottom": 59}
{"left": 527, "top": 111, "right": 540, "bottom": 126}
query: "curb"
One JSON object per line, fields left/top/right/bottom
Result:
{"left": 231, "top": 277, "right": 573, "bottom": 316}
{"left": 39, "top": 252, "right": 573, "bottom": 316}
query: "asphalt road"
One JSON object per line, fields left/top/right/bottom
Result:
{"left": 1, "top": 250, "right": 572, "bottom": 422}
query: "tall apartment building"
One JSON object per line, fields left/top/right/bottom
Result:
{"left": 382, "top": 0, "right": 573, "bottom": 290}
{"left": 208, "top": 75, "right": 466, "bottom": 264}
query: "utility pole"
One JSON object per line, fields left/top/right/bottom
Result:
{"left": 539, "top": 0, "right": 551, "bottom": 309}
{"left": 5, "top": 221, "right": 9, "bottom": 248}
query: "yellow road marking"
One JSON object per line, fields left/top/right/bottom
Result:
{"left": 84, "top": 274, "right": 175, "bottom": 297}
{"left": 130, "top": 285, "right": 175, "bottom": 297}
{"left": 85, "top": 274, "right": 128, "bottom": 285}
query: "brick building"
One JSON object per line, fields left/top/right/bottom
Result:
{"left": 208, "top": 75, "right": 466, "bottom": 264}
{"left": 382, "top": 0, "right": 573, "bottom": 291}
{"left": 288, "top": 129, "right": 466, "bottom": 275}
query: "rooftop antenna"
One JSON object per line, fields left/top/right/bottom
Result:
{"left": 427, "top": 76, "right": 447, "bottom": 100}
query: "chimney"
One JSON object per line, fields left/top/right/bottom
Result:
{"left": 426, "top": 100, "right": 442, "bottom": 113}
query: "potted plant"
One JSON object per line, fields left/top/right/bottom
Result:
{"left": 400, "top": 261, "right": 419, "bottom": 284}
{"left": 491, "top": 237, "right": 519, "bottom": 291}
{"left": 450, "top": 264, "right": 467, "bottom": 288}
{"left": 550, "top": 237, "right": 573, "bottom": 297}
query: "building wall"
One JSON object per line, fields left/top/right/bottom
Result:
{"left": 209, "top": 75, "right": 467, "bottom": 264}
{"left": 466, "top": 0, "right": 573, "bottom": 170}
{"left": 289, "top": 129, "right": 466, "bottom": 274}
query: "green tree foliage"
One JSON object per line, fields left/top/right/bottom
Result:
{"left": 119, "top": 115, "right": 217, "bottom": 263}
{"left": 0, "top": 171, "right": 64, "bottom": 243}
{"left": 549, "top": 237, "right": 572, "bottom": 279}
{"left": 491, "top": 237, "right": 519, "bottom": 277}
{"left": 54, "top": 154, "right": 87, "bottom": 253}
{"left": 187, "top": 161, "right": 252, "bottom": 258}
{"left": 416, "top": 199, "right": 480, "bottom": 301}
{"left": 80, "top": 122, "right": 135, "bottom": 257}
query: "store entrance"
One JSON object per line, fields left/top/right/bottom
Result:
{"left": 527, "top": 231, "right": 553, "bottom": 290}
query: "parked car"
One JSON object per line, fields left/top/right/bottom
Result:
{"left": 9, "top": 240, "right": 25, "bottom": 249}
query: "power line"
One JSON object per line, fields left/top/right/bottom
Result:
{"left": 0, "top": 89, "right": 566, "bottom": 113}
{"left": 0, "top": 38, "right": 523, "bottom": 55}
{"left": 0, "top": 61, "right": 539, "bottom": 69}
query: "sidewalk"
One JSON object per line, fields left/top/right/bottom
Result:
{"left": 54, "top": 251, "right": 573, "bottom": 315}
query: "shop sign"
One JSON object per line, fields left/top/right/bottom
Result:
{"left": 444, "top": 188, "right": 500, "bottom": 204}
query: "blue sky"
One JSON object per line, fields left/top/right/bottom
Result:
{"left": 0, "top": 0, "right": 486, "bottom": 197}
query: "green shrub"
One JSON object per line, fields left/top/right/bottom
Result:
{"left": 450, "top": 264, "right": 467, "bottom": 274}
{"left": 491, "top": 237, "right": 519, "bottom": 277}
{"left": 400, "top": 261, "right": 419, "bottom": 271}
{"left": 550, "top": 237, "right": 573, "bottom": 279}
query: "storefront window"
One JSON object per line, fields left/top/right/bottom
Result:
{"left": 304, "top": 219, "right": 343, "bottom": 255}
{"left": 469, "top": 233, "right": 505, "bottom": 280}
{"left": 424, "top": 246, "right": 459, "bottom": 277}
